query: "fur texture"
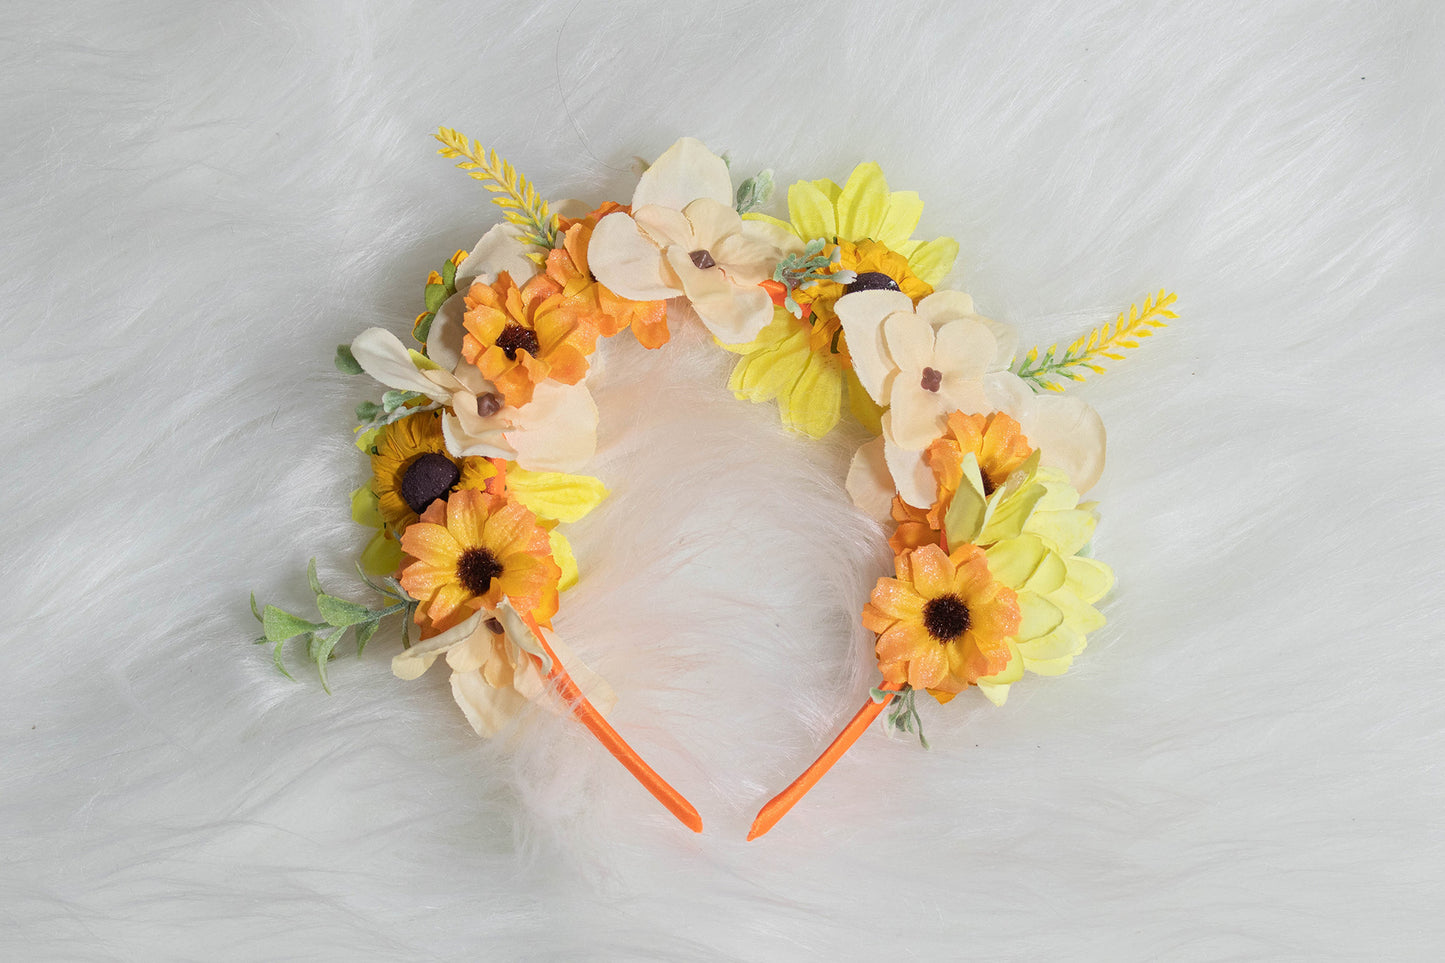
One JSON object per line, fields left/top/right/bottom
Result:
{"left": 4, "top": 1, "right": 1443, "bottom": 958}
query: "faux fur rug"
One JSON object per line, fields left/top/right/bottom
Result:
{"left": 5, "top": 1, "right": 1443, "bottom": 959}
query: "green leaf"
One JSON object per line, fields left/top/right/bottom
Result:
{"left": 382, "top": 389, "right": 419, "bottom": 413}
{"left": 942, "top": 454, "right": 989, "bottom": 548}
{"left": 734, "top": 169, "right": 775, "bottom": 214}
{"left": 355, "top": 400, "right": 383, "bottom": 423}
{"left": 334, "top": 344, "right": 364, "bottom": 375}
{"left": 355, "top": 619, "right": 380, "bottom": 655}
{"left": 250, "top": 592, "right": 262, "bottom": 623}
{"left": 424, "top": 282, "right": 447, "bottom": 312}
{"left": 263, "top": 606, "right": 321, "bottom": 643}
{"left": 272, "top": 638, "right": 295, "bottom": 680}
{"left": 313, "top": 627, "right": 347, "bottom": 693}
{"left": 306, "top": 558, "right": 323, "bottom": 596}
{"left": 441, "top": 258, "right": 458, "bottom": 288}
{"left": 414, "top": 311, "right": 435, "bottom": 345}
{"left": 316, "top": 594, "right": 374, "bottom": 627}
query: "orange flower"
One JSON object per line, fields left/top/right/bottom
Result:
{"left": 862, "top": 543, "right": 1020, "bottom": 699}
{"left": 399, "top": 488, "right": 560, "bottom": 632}
{"left": 547, "top": 202, "right": 671, "bottom": 349}
{"left": 462, "top": 271, "right": 600, "bottom": 407}
{"left": 924, "top": 411, "right": 1035, "bottom": 527}
{"left": 887, "top": 495, "right": 942, "bottom": 559}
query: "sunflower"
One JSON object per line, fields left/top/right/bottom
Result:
{"left": 461, "top": 271, "right": 600, "bottom": 408}
{"left": 863, "top": 543, "right": 1020, "bottom": 701}
{"left": 399, "top": 488, "right": 561, "bottom": 632}
{"left": 370, "top": 409, "right": 496, "bottom": 532}
{"left": 722, "top": 162, "right": 959, "bottom": 438}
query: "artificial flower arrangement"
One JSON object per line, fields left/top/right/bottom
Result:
{"left": 251, "top": 130, "right": 1174, "bottom": 838}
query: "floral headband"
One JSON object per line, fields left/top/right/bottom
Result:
{"left": 250, "top": 130, "right": 1174, "bottom": 838}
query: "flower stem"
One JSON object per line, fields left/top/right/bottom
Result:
{"left": 748, "top": 680, "right": 902, "bottom": 841}
{"left": 520, "top": 611, "right": 703, "bottom": 833}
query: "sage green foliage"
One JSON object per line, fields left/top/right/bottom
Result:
{"left": 334, "top": 344, "right": 364, "bottom": 375}
{"left": 772, "top": 239, "right": 856, "bottom": 318}
{"left": 1011, "top": 345, "right": 1093, "bottom": 392}
{"left": 354, "top": 391, "right": 431, "bottom": 440}
{"left": 734, "top": 169, "right": 775, "bottom": 214}
{"left": 884, "top": 686, "right": 930, "bottom": 749}
{"left": 413, "top": 253, "right": 461, "bottom": 345}
{"left": 250, "top": 559, "right": 416, "bottom": 692}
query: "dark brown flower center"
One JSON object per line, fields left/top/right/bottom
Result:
{"left": 845, "top": 271, "right": 901, "bottom": 294}
{"left": 689, "top": 249, "right": 716, "bottom": 269}
{"left": 922, "top": 594, "right": 971, "bottom": 642}
{"left": 495, "top": 322, "right": 540, "bottom": 361}
{"left": 400, "top": 452, "right": 460, "bottom": 514}
{"left": 483, "top": 617, "right": 504, "bottom": 635}
{"left": 920, "top": 366, "right": 943, "bottom": 392}
{"left": 475, "top": 391, "right": 503, "bottom": 417}
{"left": 457, "top": 547, "right": 504, "bottom": 596}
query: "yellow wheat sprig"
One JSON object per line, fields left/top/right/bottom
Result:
{"left": 1014, "top": 290, "right": 1177, "bottom": 392}
{"left": 434, "top": 127, "right": 559, "bottom": 261}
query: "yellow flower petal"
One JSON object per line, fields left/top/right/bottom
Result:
{"left": 1015, "top": 591, "right": 1064, "bottom": 642}
{"left": 788, "top": 180, "right": 837, "bottom": 240}
{"left": 835, "top": 162, "right": 890, "bottom": 240}
{"left": 875, "top": 190, "right": 924, "bottom": 249}
{"left": 781, "top": 353, "right": 843, "bottom": 438}
{"left": 360, "top": 529, "right": 402, "bottom": 576}
{"left": 351, "top": 485, "right": 383, "bottom": 528}
{"left": 1064, "top": 556, "right": 1114, "bottom": 605}
{"left": 506, "top": 467, "right": 609, "bottom": 524}
{"left": 549, "top": 529, "right": 579, "bottom": 591}
{"left": 906, "top": 236, "right": 960, "bottom": 286}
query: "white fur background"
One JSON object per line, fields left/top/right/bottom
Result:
{"left": 5, "top": 1, "right": 1443, "bottom": 959}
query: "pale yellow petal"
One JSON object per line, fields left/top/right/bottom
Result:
{"left": 835, "top": 162, "right": 889, "bottom": 241}
{"left": 907, "top": 237, "right": 960, "bottom": 286}
{"left": 788, "top": 179, "right": 837, "bottom": 240}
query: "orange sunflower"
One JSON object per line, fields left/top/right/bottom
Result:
{"left": 461, "top": 271, "right": 600, "bottom": 408}
{"left": 370, "top": 410, "right": 497, "bottom": 531}
{"left": 399, "top": 488, "right": 561, "bottom": 632}
{"left": 546, "top": 202, "right": 670, "bottom": 349}
{"left": 863, "top": 543, "right": 1020, "bottom": 700}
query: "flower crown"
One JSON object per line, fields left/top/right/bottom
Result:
{"left": 251, "top": 130, "right": 1174, "bottom": 838}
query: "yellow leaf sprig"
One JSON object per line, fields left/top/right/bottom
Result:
{"left": 1013, "top": 290, "right": 1176, "bottom": 392}
{"left": 434, "top": 127, "right": 559, "bottom": 263}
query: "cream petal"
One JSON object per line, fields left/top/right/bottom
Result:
{"left": 665, "top": 246, "right": 771, "bottom": 343}
{"left": 632, "top": 204, "right": 695, "bottom": 250}
{"left": 391, "top": 610, "right": 485, "bottom": 681}
{"left": 931, "top": 318, "right": 998, "bottom": 381}
{"left": 632, "top": 136, "right": 734, "bottom": 210}
{"left": 915, "top": 290, "right": 976, "bottom": 329}
{"left": 885, "top": 379, "right": 951, "bottom": 451}
{"left": 981, "top": 318, "right": 1019, "bottom": 370}
{"left": 881, "top": 310, "right": 936, "bottom": 381}
{"left": 712, "top": 232, "right": 781, "bottom": 286}
{"left": 681, "top": 197, "right": 744, "bottom": 250}
{"left": 935, "top": 376, "right": 990, "bottom": 416}
{"left": 426, "top": 291, "right": 469, "bottom": 371}
{"left": 588, "top": 212, "right": 681, "bottom": 302}
{"left": 1019, "top": 394, "right": 1107, "bottom": 493}
{"left": 505, "top": 380, "right": 599, "bottom": 472}
{"left": 740, "top": 215, "right": 805, "bottom": 256}
{"left": 456, "top": 222, "right": 538, "bottom": 287}
{"left": 450, "top": 669, "right": 528, "bottom": 738}
{"left": 882, "top": 430, "right": 938, "bottom": 509}
{"left": 834, "top": 290, "right": 914, "bottom": 402}
{"left": 845, "top": 435, "right": 895, "bottom": 521}
{"left": 351, "top": 327, "right": 456, "bottom": 401}
{"left": 983, "top": 370, "right": 1037, "bottom": 420}
{"left": 442, "top": 410, "right": 516, "bottom": 460}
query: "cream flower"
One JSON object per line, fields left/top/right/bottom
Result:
{"left": 392, "top": 599, "right": 615, "bottom": 738}
{"left": 837, "top": 289, "right": 1105, "bottom": 512}
{"left": 349, "top": 328, "right": 598, "bottom": 472}
{"left": 588, "top": 137, "right": 783, "bottom": 343}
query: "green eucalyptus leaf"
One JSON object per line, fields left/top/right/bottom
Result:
{"left": 250, "top": 592, "right": 262, "bottom": 623}
{"left": 414, "top": 312, "right": 435, "bottom": 345}
{"left": 306, "top": 558, "right": 323, "bottom": 596}
{"left": 382, "top": 389, "right": 419, "bottom": 413}
{"left": 334, "top": 344, "right": 364, "bottom": 375}
{"left": 316, "top": 594, "right": 374, "bottom": 627}
{"left": 263, "top": 606, "right": 321, "bottom": 643}
{"left": 355, "top": 400, "right": 382, "bottom": 423}
{"left": 441, "top": 259, "right": 458, "bottom": 288}
{"left": 354, "top": 619, "right": 380, "bottom": 655}
{"left": 272, "top": 639, "right": 295, "bottom": 680}
{"left": 313, "top": 627, "right": 347, "bottom": 693}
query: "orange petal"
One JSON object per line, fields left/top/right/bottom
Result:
{"left": 399, "top": 522, "right": 462, "bottom": 568}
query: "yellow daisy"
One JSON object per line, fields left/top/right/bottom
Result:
{"left": 722, "top": 162, "right": 959, "bottom": 438}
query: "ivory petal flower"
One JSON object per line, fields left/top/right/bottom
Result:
{"left": 588, "top": 138, "right": 782, "bottom": 343}
{"left": 427, "top": 222, "right": 543, "bottom": 371}
{"left": 983, "top": 372, "right": 1106, "bottom": 493}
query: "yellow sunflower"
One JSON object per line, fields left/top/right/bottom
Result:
{"left": 369, "top": 410, "right": 496, "bottom": 532}
{"left": 722, "top": 162, "right": 959, "bottom": 438}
